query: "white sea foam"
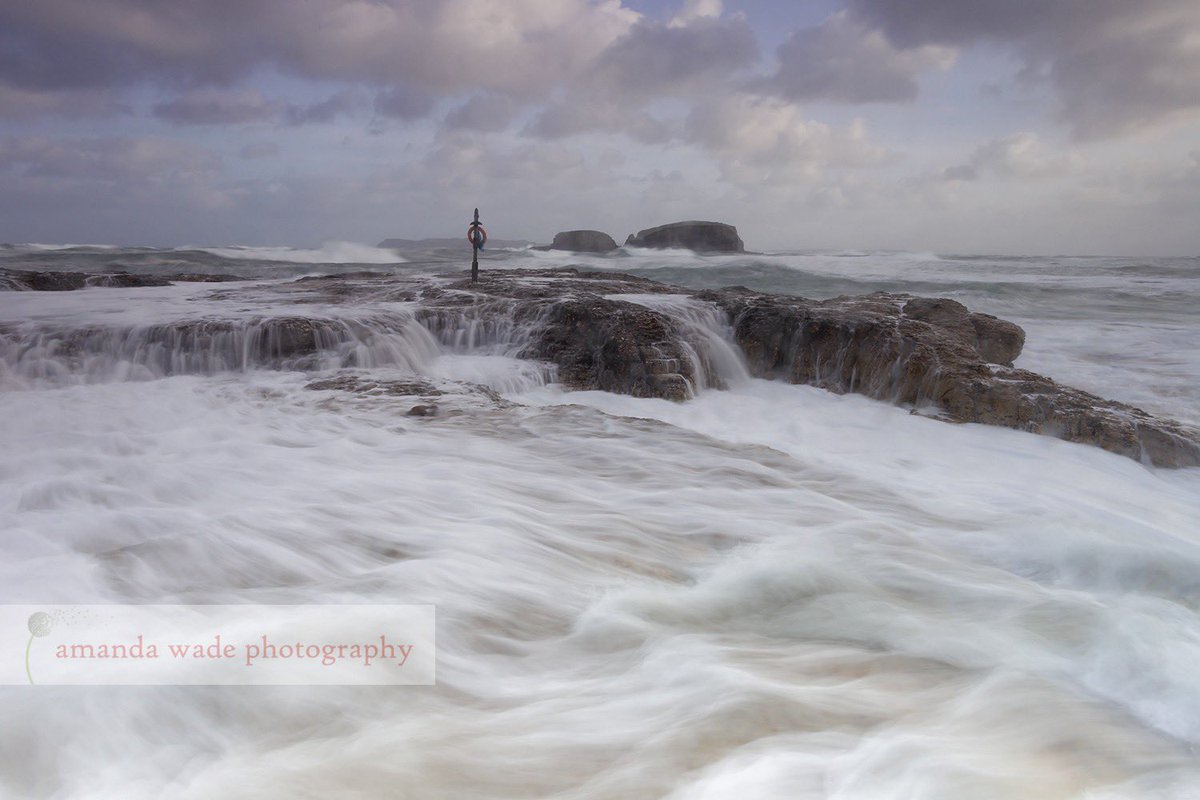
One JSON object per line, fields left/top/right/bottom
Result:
{"left": 7, "top": 242, "right": 123, "bottom": 251}
{"left": 194, "top": 241, "right": 407, "bottom": 264}
{"left": 1, "top": 248, "right": 1198, "bottom": 798}
{"left": 2, "top": 369, "right": 1198, "bottom": 798}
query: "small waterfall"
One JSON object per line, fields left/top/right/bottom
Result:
{"left": 416, "top": 301, "right": 550, "bottom": 356}
{"left": 0, "top": 290, "right": 746, "bottom": 400}
{"left": 0, "top": 314, "right": 440, "bottom": 387}
{"left": 414, "top": 302, "right": 560, "bottom": 392}
{"left": 606, "top": 293, "right": 750, "bottom": 396}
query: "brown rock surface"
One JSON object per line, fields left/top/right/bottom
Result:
{"left": 8, "top": 265, "right": 1196, "bottom": 466}
{"left": 698, "top": 288, "right": 1197, "bottom": 467}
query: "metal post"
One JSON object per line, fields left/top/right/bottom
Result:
{"left": 470, "top": 207, "right": 480, "bottom": 282}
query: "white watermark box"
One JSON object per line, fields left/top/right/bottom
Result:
{"left": 3, "top": 605, "right": 435, "bottom": 685}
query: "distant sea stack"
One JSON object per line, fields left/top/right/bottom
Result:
{"left": 625, "top": 221, "right": 744, "bottom": 253}
{"left": 550, "top": 230, "right": 618, "bottom": 253}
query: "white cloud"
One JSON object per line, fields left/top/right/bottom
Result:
{"left": 943, "top": 133, "right": 1085, "bottom": 181}
{"left": 687, "top": 96, "right": 895, "bottom": 186}
{"left": 670, "top": 0, "right": 723, "bottom": 28}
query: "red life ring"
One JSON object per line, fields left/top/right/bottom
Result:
{"left": 467, "top": 225, "right": 487, "bottom": 247}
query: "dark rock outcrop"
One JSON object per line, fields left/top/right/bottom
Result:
{"left": 550, "top": 230, "right": 618, "bottom": 253}
{"left": 0, "top": 268, "right": 241, "bottom": 291}
{"left": 901, "top": 297, "right": 1025, "bottom": 366}
{"left": 625, "top": 221, "right": 745, "bottom": 252}
{"left": 698, "top": 288, "right": 1197, "bottom": 467}
{"left": 306, "top": 376, "right": 443, "bottom": 397}
{"left": 400, "top": 270, "right": 1195, "bottom": 466}
{"left": 303, "top": 374, "right": 511, "bottom": 415}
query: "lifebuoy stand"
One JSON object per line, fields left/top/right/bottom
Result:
{"left": 469, "top": 208, "right": 483, "bottom": 281}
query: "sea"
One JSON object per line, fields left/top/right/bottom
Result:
{"left": 1, "top": 241, "right": 1199, "bottom": 799}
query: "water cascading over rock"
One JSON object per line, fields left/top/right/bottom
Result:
{"left": 3, "top": 265, "right": 1197, "bottom": 466}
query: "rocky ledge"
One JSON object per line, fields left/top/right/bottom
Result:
{"left": 412, "top": 269, "right": 1197, "bottom": 467}
{"left": 7, "top": 265, "right": 1196, "bottom": 467}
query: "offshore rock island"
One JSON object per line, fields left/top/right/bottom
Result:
{"left": 541, "top": 221, "right": 746, "bottom": 254}
{"left": 2, "top": 265, "right": 1197, "bottom": 467}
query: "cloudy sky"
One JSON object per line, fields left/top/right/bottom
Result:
{"left": 2, "top": 0, "right": 1199, "bottom": 254}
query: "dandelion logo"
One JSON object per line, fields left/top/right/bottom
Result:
{"left": 26, "top": 611, "right": 53, "bottom": 685}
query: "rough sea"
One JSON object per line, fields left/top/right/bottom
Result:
{"left": 2, "top": 241, "right": 1199, "bottom": 799}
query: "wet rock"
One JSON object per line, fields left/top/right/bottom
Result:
{"left": 429, "top": 269, "right": 703, "bottom": 400}
{"left": 969, "top": 312, "right": 1026, "bottom": 367}
{"left": 520, "top": 296, "right": 696, "bottom": 400}
{"left": 306, "top": 376, "right": 443, "bottom": 397}
{"left": 625, "top": 221, "right": 744, "bottom": 252}
{"left": 304, "top": 373, "right": 509, "bottom": 415}
{"left": 13, "top": 263, "right": 1194, "bottom": 466}
{"left": 406, "top": 404, "right": 437, "bottom": 417}
{"left": 701, "top": 288, "right": 1198, "bottom": 467}
{"left": 550, "top": 230, "right": 618, "bottom": 253}
{"left": 325, "top": 267, "right": 1198, "bottom": 465}
{"left": 902, "top": 297, "right": 1024, "bottom": 366}
{"left": 6, "top": 314, "right": 427, "bottom": 381}
{"left": 1, "top": 269, "right": 88, "bottom": 291}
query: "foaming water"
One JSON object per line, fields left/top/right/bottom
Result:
{"left": 0, "top": 284, "right": 442, "bottom": 387}
{"left": 193, "top": 241, "right": 407, "bottom": 264}
{"left": 1, "top": 246, "right": 1199, "bottom": 799}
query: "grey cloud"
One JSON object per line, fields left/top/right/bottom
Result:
{"left": 1050, "top": 24, "right": 1200, "bottom": 138}
{"left": 0, "top": 135, "right": 221, "bottom": 182}
{"left": 153, "top": 90, "right": 280, "bottom": 125}
{"left": 1, "top": 1, "right": 751, "bottom": 135}
{"left": 0, "top": 85, "right": 130, "bottom": 119}
{"left": 239, "top": 142, "right": 280, "bottom": 159}
{"left": 0, "top": 135, "right": 237, "bottom": 243}
{"left": 845, "top": 0, "right": 1052, "bottom": 47}
{"left": 846, "top": 0, "right": 1200, "bottom": 137}
{"left": 0, "top": 0, "right": 637, "bottom": 101}
{"left": 585, "top": 15, "right": 759, "bottom": 99}
{"left": 0, "top": 1, "right": 274, "bottom": 91}
{"left": 284, "top": 91, "right": 362, "bottom": 125}
{"left": 942, "top": 164, "right": 978, "bottom": 182}
{"left": 760, "top": 12, "right": 953, "bottom": 104}
{"left": 153, "top": 88, "right": 361, "bottom": 126}
{"left": 374, "top": 86, "right": 436, "bottom": 120}
{"left": 525, "top": 100, "right": 677, "bottom": 144}
{"left": 523, "top": 14, "right": 755, "bottom": 143}
{"left": 443, "top": 93, "right": 518, "bottom": 133}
